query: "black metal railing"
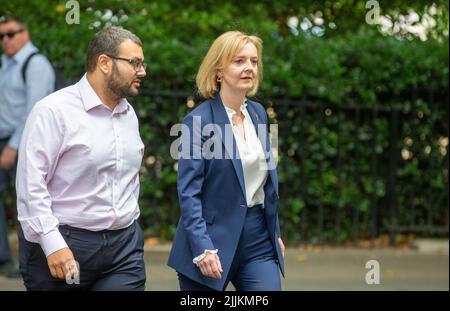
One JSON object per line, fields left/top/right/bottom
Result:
{"left": 137, "top": 90, "right": 449, "bottom": 246}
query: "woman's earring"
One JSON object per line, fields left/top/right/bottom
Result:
{"left": 217, "top": 76, "right": 222, "bottom": 82}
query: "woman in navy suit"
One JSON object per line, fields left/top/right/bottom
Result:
{"left": 168, "top": 31, "right": 285, "bottom": 291}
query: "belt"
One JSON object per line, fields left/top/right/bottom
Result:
{"left": 59, "top": 221, "right": 135, "bottom": 236}
{"left": 248, "top": 203, "right": 264, "bottom": 209}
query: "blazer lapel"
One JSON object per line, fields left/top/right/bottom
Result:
{"left": 210, "top": 95, "right": 247, "bottom": 201}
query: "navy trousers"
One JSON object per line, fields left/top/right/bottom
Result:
{"left": 19, "top": 220, "right": 146, "bottom": 291}
{"left": 178, "top": 205, "right": 282, "bottom": 291}
{"left": 0, "top": 138, "right": 15, "bottom": 264}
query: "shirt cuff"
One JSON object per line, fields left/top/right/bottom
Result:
{"left": 39, "top": 229, "right": 68, "bottom": 257}
{"left": 192, "top": 249, "right": 218, "bottom": 265}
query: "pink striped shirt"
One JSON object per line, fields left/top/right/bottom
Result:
{"left": 16, "top": 74, "right": 144, "bottom": 256}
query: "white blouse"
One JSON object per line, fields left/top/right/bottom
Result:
{"left": 223, "top": 100, "right": 269, "bottom": 207}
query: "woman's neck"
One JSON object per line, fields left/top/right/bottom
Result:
{"left": 219, "top": 89, "right": 246, "bottom": 114}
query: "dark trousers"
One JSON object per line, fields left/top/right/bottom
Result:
{"left": 0, "top": 137, "right": 15, "bottom": 264}
{"left": 19, "top": 221, "right": 146, "bottom": 291}
{"left": 178, "top": 205, "right": 282, "bottom": 291}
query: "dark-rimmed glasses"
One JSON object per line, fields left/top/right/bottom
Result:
{"left": 106, "top": 54, "right": 147, "bottom": 72}
{"left": 0, "top": 28, "right": 24, "bottom": 40}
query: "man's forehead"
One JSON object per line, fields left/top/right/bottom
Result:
{"left": 117, "top": 39, "right": 144, "bottom": 58}
{"left": 0, "top": 21, "right": 22, "bottom": 30}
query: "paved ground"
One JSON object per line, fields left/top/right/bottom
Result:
{"left": 1, "top": 241, "right": 448, "bottom": 291}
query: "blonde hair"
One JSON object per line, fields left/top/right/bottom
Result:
{"left": 196, "top": 31, "right": 263, "bottom": 99}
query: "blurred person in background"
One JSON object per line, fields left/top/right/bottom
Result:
{"left": 0, "top": 15, "right": 55, "bottom": 278}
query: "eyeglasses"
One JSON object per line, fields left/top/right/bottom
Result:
{"left": 0, "top": 28, "right": 24, "bottom": 40}
{"left": 106, "top": 54, "right": 147, "bottom": 72}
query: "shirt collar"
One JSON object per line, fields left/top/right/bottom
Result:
{"left": 223, "top": 98, "right": 248, "bottom": 116}
{"left": 78, "top": 73, "right": 130, "bottom": 113}
{"left": 11, "top": 41, "right": 37, "bottom": 64}
{"left": 1, "top": 42, "right": 36, "bottom": 68}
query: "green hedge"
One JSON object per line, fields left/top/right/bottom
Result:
{"left": 2, "top": 1, "right": 448, "bottom": 243}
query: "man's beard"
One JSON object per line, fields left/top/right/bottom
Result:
{"left": 106, "top": 64, "right": 139, "bottom": 100}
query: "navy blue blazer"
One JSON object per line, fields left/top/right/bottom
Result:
{"left": 167, "top": 94, "right": 284, "bottom": 290}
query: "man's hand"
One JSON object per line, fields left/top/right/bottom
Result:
{"left": 0, "top": 145, "right": 17, "bottom": 170}
{"left": 278, "top": 237, "right": 285, "bottom": 257}
{"left": 197, "top": 253, "right": 223, "bottom": 279}
{"left": 46, "top": 247, "right": 76, "bottom": 280}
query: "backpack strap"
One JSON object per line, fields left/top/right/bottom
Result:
{"left": 21, "top": 51, "right": 40, "bottom": 84}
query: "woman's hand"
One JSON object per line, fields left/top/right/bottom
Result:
{"left": 278, "top": 237, "right": 285, "bottom": 257}
{"left": 197, "top": 253, "right": 223, "bottom": 279}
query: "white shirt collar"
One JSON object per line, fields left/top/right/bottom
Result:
{"left": 223, "top": 98, "right": 248, "bottom": 116}
{"left": 78, "top": 73, "right": 130, "bottom": 113}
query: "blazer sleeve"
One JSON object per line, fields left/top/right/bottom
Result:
{"left": 177, "top": 114, "right": 215, "bottom": 257}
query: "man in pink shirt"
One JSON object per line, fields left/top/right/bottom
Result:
{"left": 16, "top": 26, "right": 147, "bottom": 290}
